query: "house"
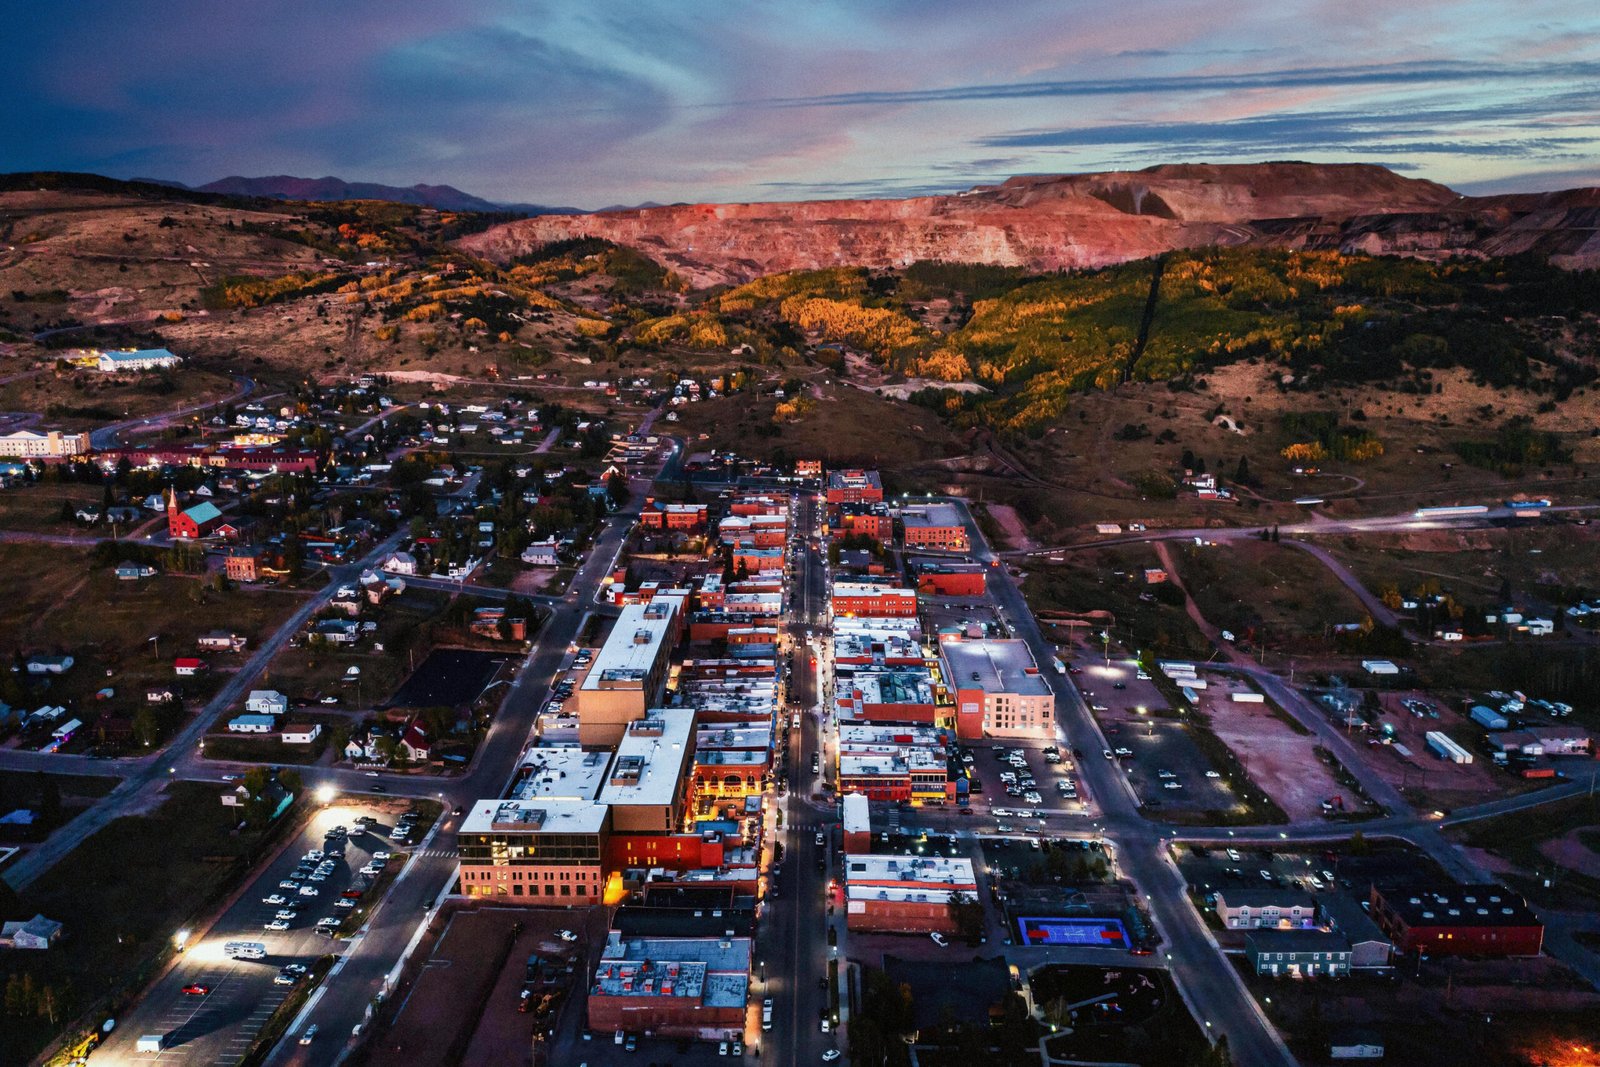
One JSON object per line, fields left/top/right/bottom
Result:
{"left": 93, "top": 347, "right": 181, "bottom": 372}
{"left": 197, "top": 631, "right": 247, "bottom": 653}
{"left": 174, "top": 658, "right": 206, "bottom": 677}
{"left": 399, "top": 719, "right": 431, "bottom": 762}
{"left": 146, "top": 687, "right": 177, "bottom": 704}
{"left": 0, "top": 914, "right": 63, "bottom": 950}
{"left": 1245, "top": 929, "right": 1352, "bottom": 977}
{"left": 1213, "top": 887, "right": 1317, "bottom": 929}
{"left": 227, "top": 714, "right": 276, "bottom": 733}
{"left": 383, "top": 551, "right": 418, "bottom": 576}
{"left": 281, "top": 723, "right": 322, "bottom": 745}
{"left": 26, "top": 655, "right": 74, "bottom": 675}
{"left": 313, "top": 618, "right": 360, "bottom": 645}
{"left": 167, "top": 489, "right": 223, "bottom": 539}
{"left": 245, "top": 690, "right": 289, "bottom": 716}
{"left": 344, "top": 729, "right": 386, "bottom": 762}
{"left": 115, "top": 562, "right": 157, "bottom": 581}
{"left": 520, "top": 539, "right": 560, "bottom": 566}
{"left": 1329, "top": 1028, "right": 1386, "bottom": 1060}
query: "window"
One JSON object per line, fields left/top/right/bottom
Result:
{"left": 544, "top": 884, "right": 555, "bottom": 896}
{"left": 513, "top": 884, "right": 523, "bottom": 896}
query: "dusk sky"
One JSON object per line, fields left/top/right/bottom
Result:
{"left": 6, "top": 0, "right": 1600, "bottom": 207}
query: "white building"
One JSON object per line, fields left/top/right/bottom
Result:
{"left": 281, "top": 723, "right": 322, "bottom": 745}
{"left": 0, "top": 430, "right": 90, "bottom": 458}
{"left": 227, "top": 714, "right": 276, "bottom": 734}
{"left": 93, "top": 348, "right": 182, "bottom": 373}
{"left": 245, "top": 690, "right": 289, "bottom": 716}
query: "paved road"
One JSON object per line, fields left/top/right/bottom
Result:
{"left": 89, "top": 376, "right": 257, "bottom": 450}
{"left": 1, "top": 531, "right": 405, "bottom": 891}
{"left": 91, "top": 803, "right": 398, "bottom": 1066}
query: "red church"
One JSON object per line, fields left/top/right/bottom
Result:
{"left": 167, "top": 488, "right": 223, "bottom": 539}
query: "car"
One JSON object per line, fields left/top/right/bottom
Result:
{"left": 959, "top": 807, "right": 974, "bottom": 815}
{"left": 996, "top": 822, "right": 1014, "bottom": 832}
{"left": 264, "top": 919, "right": 290, "bottom": 931}
{"left": 284, "top": 963, "right": 308, "bottom": 974}
{"left": 319, "top": 696, "right": 339, "bottom": 705}
{"left": 182, "top": 984, "right": 209, "bottom": 996}
{"left": 263, "top": 893, "right": 287, "bottom": 905}
{"left": 276, "top": 909, "right": 299, "bottom": 920}
{"left": 334, "top": 898, "right": 355, "bottom": 909}
{"left": 279, "top": 879, "right": 301, "bottom": 890}
{"left": 372, "top": 851, "right": 392, "bottom": 861}
{"left": 823, "top": 1050, "right": 842, "bottom": 1062}
{"left": 820, "top": 1018, "right": 831, "bottom": 1033}
{"left": 299, "top": 1025, "right": 318, "bottom": 1045}
{"left": 1260, "top": 870, "right": 1273, "bottom": 882}
{"left": 719, "top": 1041, "right": 730, "bottom": 1056}
{"left": 1226, "top": 848, "right": 1242, "bottom": 862}
{"left": 625, "top": 1034, "right": 638, "bottom": 1052}
{"left": 1103, "top": 749, "right": 1114, "bottom": 760}
{"left": 1205, "top": 770, "right": 1222, "bottom": 779}
{"left": 929, "top": 932, "right": 948, "bottom": 946}
{"left": 557, "top": 929, "right": 578, "bottom": 942}
{"left": 371, "top": 785, "right": 387, "bottom": 794}
{"left": 1321, "top": 869, "right": 1335, "bottom": 883}
{"left": 615, "top": 1030, "right": 625, "bottom": 1046}
{"left": 1163, "top": 782, "right": 1183, "bottom": 790}
{"left": 815, "top": 832, "right": 826, "bottom": 846}
{"left": 360, "top": 865, "right": 381, "bottom": 876}
{"left": 221, "top": 774, "right": 239, "bottom": 782}
{"left": 732, "top": 1040, "right": 744, "bottom": 1055}
{"left": 299, "top": 885, "right": 319, "bottom": 897}
{"left": 274, "top": 972, "right": 296, "bottom": 986}
{"left": 306, "top": 849, "right": 324, "bottom": 860}
{"left": 1024, "top": 792, "right": 1043, "bottom": 804}
{"left": 317, "top": 917, "right": 341, "bottom": 928}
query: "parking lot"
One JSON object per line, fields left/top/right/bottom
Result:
{"left": 1102, "top": 717, "right": 1234, "bottom": 815}
{"left": 92, "top": 801, "right": 413, "bottom": 1065}
{"left": 962, "top": 739, "right": 1093, "bottom": 820}
{"left": 1174, "top": 840, "right": 1452, "bottom": 902}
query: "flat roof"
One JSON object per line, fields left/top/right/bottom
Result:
{"left": 941, "top": 639, "right": 1053, "bottom": 697}
{"left": 832, "top": 581, "right": 915, "bottom": 599}
{"left": 598, "top": 709, "right": 696, "bottom": 808}
{"left": 460, "top": 797, "right": 608, "bottom": 836}
{"left": 827, "top": 469, "right": 882, "bottom": 491}
{"left": 695, "top": 725, "right": 771, "bottom": 751}
{"left": 845, "top": 853, "right": 976, "bottom": 888}
{"left": 510, "top": 747, "right": 611, "bottom": 802}
{"left": 839, "top": 724, "right": 946, "bottom": 749}
{"left": 842, "top": 792, "right": 870, "bottom": 833}
{"left": 845, "top": 670, "right": 934, "bottom": 706}
{"left": 594, "top": 933, "right": 751, "bottom": 1008}
{"left": 899, "top": 502, "right": 964, "bottom": 528}
{"left": 1245, "top": 929, "right": 1351, "bottom": 954}
{"left": 1377, "top": 884, "right": 1541, "bottom": 928}
{"left": 582, "top": 595, "right": 683, "bottom": 689}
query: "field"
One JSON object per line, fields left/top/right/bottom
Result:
{"left": 0, "top": 770, "right": 120, "bottom": 845}
{"left": 1450, "top": 794, "right": 1600, "bottom": 908}
{"left": 1032, "top": 965, "right": 1209, "bottom": 1067}
{"left": 670, "top": 378, "right": 964, "bottom": 472}
{"left": 1022, "top": 546, "right": 1212, "bottom": 662}
{"left": 1243, "top": 953, "right": 1600, "bottom": 1067}
{"left": 0, "top": 781, "right": 302, "bottom": 1065}
{"left": 0, "top": 544, "right": 306, "bottom": 741}
{"left": 1172, "top": 539, "right": 1371, "bottom": 652}
{"left": 0, "top": 364, "right": 239, "bottom": 430}
{"left": 201, "top": 711, "right": 343, "bottom": 765}
{"left": 0, "top": 481, "right": 141, "bottom": 533}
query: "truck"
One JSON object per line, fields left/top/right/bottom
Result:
{"left": 137, "top": 1034, "right": 166, "bottom": 1053}
{"left": 224, "top": 941, "right": 266, "bottom": 960}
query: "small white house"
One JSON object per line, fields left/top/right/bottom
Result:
{"left": 0, "top": 915, "right": 63, "bottom": 950}
{"left": 245, "top": 690, "right": 289, "bottom": 716}
{"left": 281, "top": 723, "right": 322, "bottom": 745}
{"left": 227, "top": 714, "right": 276, "bottom": 734}
{"left": 25, "top": 655, "right": 73, "bottom": 675}
{"left": 521, "top": 539, "right": 560, "bottom": 566}
{"left": 383, "top": 551, "right": 418, "bottom": 576}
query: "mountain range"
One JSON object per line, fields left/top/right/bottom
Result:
{"left": 136, "top": 174, "right": 581, "bottom": 216}
{"left": 457, "top": 162, "right": 1600, "bottom": 286}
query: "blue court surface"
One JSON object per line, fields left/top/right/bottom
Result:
{"left": 1016, "top": 916, "right": 1128, "bottom": 946}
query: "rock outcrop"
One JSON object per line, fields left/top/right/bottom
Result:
{"left": 458, "top": 162, "right": 1600, "bottom": 285}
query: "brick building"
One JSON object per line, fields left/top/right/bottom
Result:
{"left": 844, "top": 854, "right": 977, "bottom": 934}
{"left": 1369, "top": 884, "right": 1543, "bottom": 957}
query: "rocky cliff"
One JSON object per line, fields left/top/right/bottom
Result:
{"left": 458, "top": 162, "right": 1600, "bottom": 286}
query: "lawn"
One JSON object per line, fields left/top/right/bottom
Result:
{"left": 0, "top": 481, "right": 123, "bottom": 533}
{"left": 1449, "top": 794, "right": 1600, "bottom": 907}
{"left": 1022, "top": 546, "right": 1212, "bottom": 661}
{"left": 0, "top": 544, "right": 306, "bottom": 746}
{"left": 1174, "top": 539, "right": 1369, "bottom": 652}
{"left": 0, "top": 366, "right": 239, "bottom": 430}
{"left": 0, "top": 781, "right": 303, "bottom": 1065}
{"left": 0, "top": 770, "right": 121, "bottom": 842}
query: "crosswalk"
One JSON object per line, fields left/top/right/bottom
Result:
{"left": 413, "top": 847, "right": 458, "bottom": 859}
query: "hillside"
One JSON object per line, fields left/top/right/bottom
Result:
{"left": 458, "top": 162, "right": 1600, "bottom": 285}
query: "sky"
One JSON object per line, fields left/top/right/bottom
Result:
{"left": 4, "top": 0, "right": 1599, "bottom": 208}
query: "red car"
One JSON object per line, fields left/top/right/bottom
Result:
{"left": 182, "top": 984, "right": 210, "bottom": 996}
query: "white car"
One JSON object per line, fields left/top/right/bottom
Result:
{"left": 823, "top": 1050, "right": 842, "bottom": 1062}
{"left": 299, "top": 885, "right": 319, "bottom": 897}
{"left": 1163, "top": 782, "right": 1183, "bottom": 790}
{"left": 276, "top": 909, "right": 299, "bottom": 921}
{"left": 372, "top": 851, "right": 392, "bottom": 861}
{"left": 334, "top": 899, "right": 355, "bottom": 909}
{"left": 359, "top": 865, "right": 381, "bottom": 876}
{"left": 264, "top": 919, "right": 290, "bottom": 931}
{"left": 274, "top": 973, "right": 296, "bottom": 986}
{"left": 1205, "top": 770, "right": 1222, "bottom": 779}
{"left": 557, "top": 929, "right": 578, "bottom": 942}
{"left": 929, "top": 932, "right": 948, "bottom": 946}
{"left": 263, "top": 894, "right": 287, "bottom": 905}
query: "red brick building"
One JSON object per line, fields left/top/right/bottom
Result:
{"left": 1370, "top": 885, "right": 1544, "bottom": 958}
{"left": 844, "top": 854, "right": 977, "bottom": 934}
{"left": 915, "top": 563, "right": 986, "bottom": 597}
{"left": 225, "top": 550, "right": 261, "bottom": 583}
{"left": 826, "top": 468, "right": 883, "bottom": 506}
{"left": 166, "top": 489, "right": 223, "bottom": 539}
{"left": 831, "top": 582, "right": 917, "bottom": 618}
{"left": 640, "top": 499, "right": 708, "bottom": 531}
{"left": 586, "top": 933, "right": 752, "bottom": 1040}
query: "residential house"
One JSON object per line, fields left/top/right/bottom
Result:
{"left": 227, "top": 714, "right": 276, "bottom": 733}
{"left": 174, "top": 658, "right": 207, "bottom": 677}
{"left": 383, "top": 551, "right": 418, "bottom": 576}
{"left": 521, "top": 539, "right": 560, "bottom": 566}
{"left": 281, "top": 723, "right": 322, "bottom": 745}
{"left": 313, "top": 618, "right": 360, "bottom": 645}
{"left": 146, "top": 687, "right": 177, "bottom": 704}
{"left": 245, "top": 690, "right": 289, "bottom": 716}
{"left": 197, "top": 631, "right": 247, "bottom": 653}
{"left": 0, "top": 915, "right": 63, "bottom": 950}
{"left": 399, "top": 719, "right": 431, "bottom": 762}
{"left": 115, "top": 562, "right": 158, "bottom": 581}
{"left": 1213, "top": 887, "right": 1317, "bottom": 930}
{"left": 1246, "top": 929, "right": 1352, "bottom": 977}
{"left": 1329, "top": 1029, "right": 1386, "bottom": 1060}
{"left": 1319, "top": 894, "right": 1393, "bottom": 969}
